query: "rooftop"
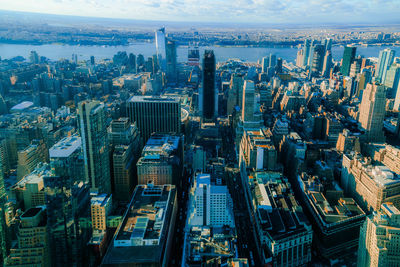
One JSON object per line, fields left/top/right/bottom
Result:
{"left": 102, "top": 184, "right": 176, "bottom": 265}
{"left": 128, "top": 95, "right": 180, "bottom": 103}
{"left": 49, "top": 135, "right": 81, "bottom": 158}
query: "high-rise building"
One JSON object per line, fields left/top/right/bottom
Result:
{"left": 188, "top": 43, "right": 200, "bottom": 66}
{"left": 297, "top": 172, "right": 366, "bottom": 259}
{"left": 188, "top": 174, "right": 234, "bottom": 227}
{"left": 341, "top": 46, "right": 356, "bottom": 76}
{"left": 166, "top": 39, "right": 177, "bottom": 84}
{"left": 375, "top": 48, "right": 395, "bottom": 83}
{"left": 0, "top": 160, "right": 8, "bottom": 263}
{"left": 311, "top": 44, "right": 325, "bottom": 75}
{"left": 91, "top": 194, "right": 112, "bottom": 231}
{"left": 155, "top": 27, "right": 166, "bottom": 71}
{"left": 49, "top": 134, "right": 85, "bottom": 184}
{"left": 302, "top": 39, "right": 311, "bottom": 67}
{"left": 136, "top": 134, "right": 183, "bottom": 186}
{"left": 4, "top": 207, "right": 50, "bottom": 267}
{"left": 108, "top": 118, "right": 141, "bottom": 201}
{"left": 127, "top": 96, "right": 181, "bottom": 143}
{"left": 358, "top": 203, "right": 400, "bottom": 267}
{"left": 16, "top": 141, "right": 47, "bottom": 180}
{"left": 202, "top": 50, "right": 217, "bottom": 120}
{"left": 358, "top": 83, "right": 386, "bottom": 142}
{"left": 322, "top": 50, "right": 333, "bottom": 77}
{"left": 246, "top": 171, "right": 313, "bottom": 266}
{"left": 384, "top": 63, "right": 400, "bottom": 98}
{"left": 78, "top": 100, "right": 111, "bottom": 194}
{"left": 44, "top": 176, "right": 90, "bottom": 266}
{"left": 341, "top": 153, "right": 400, "bottom": 211}
{"left": 241, "top": 80, "right": 255, "bottom": 122}
{"left": 102, "top": 184, "right": 177, "bottom": 266}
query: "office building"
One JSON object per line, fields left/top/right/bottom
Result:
{"left": 155, "top": 27, "right": 166, "bottom": 71}
{"left": 17, "top": 141, "right": 47, "bottom": 180}
{"left": 137, "top": 134, "right": 183, "bottom": 186}
{"left": 12, "top": 163, "right": 49, "bottom": 210}
{"left": 311, "top": 44, "right": 325, "bottom": 75}
{"left": 166, "top": 39, "right": 177, "bottom": 84}
{"left": 108, "top": 118, "right": 141, "bottom": 201}
{"left": 127, "top": 95, "right": 181, "bottom": 143}
{"left": 102, "top": 184, "right": 177, "bottom": 266}
{"left": 297, "top": 172, "right": 365, "bottom": 259}
{"left": 188, "top": 174, "right": 234, "bottom": 227}
{"left": 341, "top": 153, "right": 400, "bottom": 211}
{"left": 358, "top": 83, "right": 386, "bottom": 142}
{"left": 78, "top": 100, "right": 111, "bottom": 194}
{"left": 239, "top": 128, "right": 277, "bottom": 171}
{"left": 322, "top": 50, "right": 332, "bottom": 77}
{"left": 341, "top": 46, "right": 356, "bottom": 76}
{"left": 242, "top": 80, "right": 256, "bottom": 122}
{"left": 44, "top": 176, "right": 90, "bottom": 266}
{"left": 248, "top": 172, "right": 313, "bottom": 266}
{"left": 91, "top": 194, "right": 112, "bottom": 231}
{"left": 49, "top": 134, "right": 85, "bottom": 184}
{"left": 375, "top": 48, "right": 395, "bottom": 83}
{"left": 4, "top": 207, "right": 50, "bottom": 267}
{"left": 384, "top": 63, "right": 400, "bottom": 98}
{"left": 302, "top": 39, "right": 311, "bottom": 67}
{"left": 202, "top": 50, "right": 217, "bottom": 120}
{"left": 358, "top": 203, "right": 400, "bottom": 267}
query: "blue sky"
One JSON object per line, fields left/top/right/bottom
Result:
{"left": 1, "top": 0, "right": 399, "bottom": 24}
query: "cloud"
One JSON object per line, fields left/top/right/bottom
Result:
{"left": 0, "top": 0, "right": 399, "bottom": 24}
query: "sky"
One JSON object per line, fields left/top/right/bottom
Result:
{"left": 1, "top": 0, "right": 400, "bottom": 24}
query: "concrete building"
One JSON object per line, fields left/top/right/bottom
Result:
{"left": 375, "top": 48, "right": 395, "bottom": 83}
{"left": 188, "top": 174, "right": 234, "bottom": 227}
{"left": 137, "top": 134, "right": 183, "bottom": 186}
{"left": 49, "top": 134, "right": 85, "bottom": 184}
{"left": 248, "top": 172, "right": 313, "bottom": 266}
{"left": 78, "top": 100, "right": 111, "bottom": 194}
{"left": 239, "top": 128, "right": 277, "bottom": 171}
{"left": 341, "top": 153, "right": 400, "bottom": 211}
{"left": 17, "top": 142, "right": 47, "bottom": 181}
{"left": 11, "top": 163, "right": 50, "bottom": 210}
{"left": 297, "top": 173, "right": 365, "bottom": 259}
{"left": 91, "top": 194, "right": 112, "bottom": 231}
{"left": 127, "top": 96, "right": 181, "bottom": 143}
{"left": 108, "top": 118, "right": 141, "bottom": 201}
{"left": 357, "top": 203, "right": 400, "bottom": 267}
{"left": 4, "top": 207, "right": 50, "bottom": 267}
{"left": 358, "top": 83, "right": 386, "bottom": 142}
{"left": 102, "top": 184, "right": 177, "bottom": 266}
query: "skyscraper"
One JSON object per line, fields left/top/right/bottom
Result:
{"left": 188, "top": 174, "right": 234, "bottom": 227}
{"left": 202, "top": 50, "right": 217, "bottom": 120}
{"left": 127, "top": 95, "right": 181, "bottom": 143}
{"left": 341, "top": 46, "right": 356, "bottom": 76}
{"left": 358, "top": 83, "right": 386, "bottom": 142}
{"left": 78, "top": 100, "right": 111, "bottom": 194}
{"left": 155, "top": 27, "right": 166, "bottom": 71}
{"left": 375, "top": 48, "right": 395, "bottom": 83}
{"left": 302, "top": 39, "right": 311, "bottom": 67}
{"left": 242, "top": 80, "right": 255, "bottom": 122}
{"left": 165, "top": 38, "right": 177, "bottom": 84}
{"left": 322, "top": 50, "right": 333, "bottom": 77}
{"left": 311, "top": 44, "right": 325, "bottom": 75}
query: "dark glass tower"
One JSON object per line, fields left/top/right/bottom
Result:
{"left": 202, "top": 50, "right": 216, "bottom": 120}
{"left": 341, "top": 46, "right": 356, "bottom": 76}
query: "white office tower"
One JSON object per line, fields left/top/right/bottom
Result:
{"left": 358, "top": 203, "right": 400, "bottom": 267}
{"left": 188, "top": 174, "right": 234, "bottom": 227}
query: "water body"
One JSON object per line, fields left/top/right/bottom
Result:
{"left": 1, "top": 42, "right": 400, "bottom": 63}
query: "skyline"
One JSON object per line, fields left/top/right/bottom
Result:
{"left": 1, "top": 0, "right": 400, "bottom": 25}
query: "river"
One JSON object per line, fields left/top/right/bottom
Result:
{"left": 1, "top": 43, "right": 400, "bottom": 63}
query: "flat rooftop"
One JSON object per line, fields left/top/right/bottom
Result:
{"left": 102, "top": 184, "right": 176, "bottom": 265}
{"left": 49, "top": 135, "right": 81, "bottom": 158}
{"left": 128, "top": 95, "right": 180, "bottom": 103}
